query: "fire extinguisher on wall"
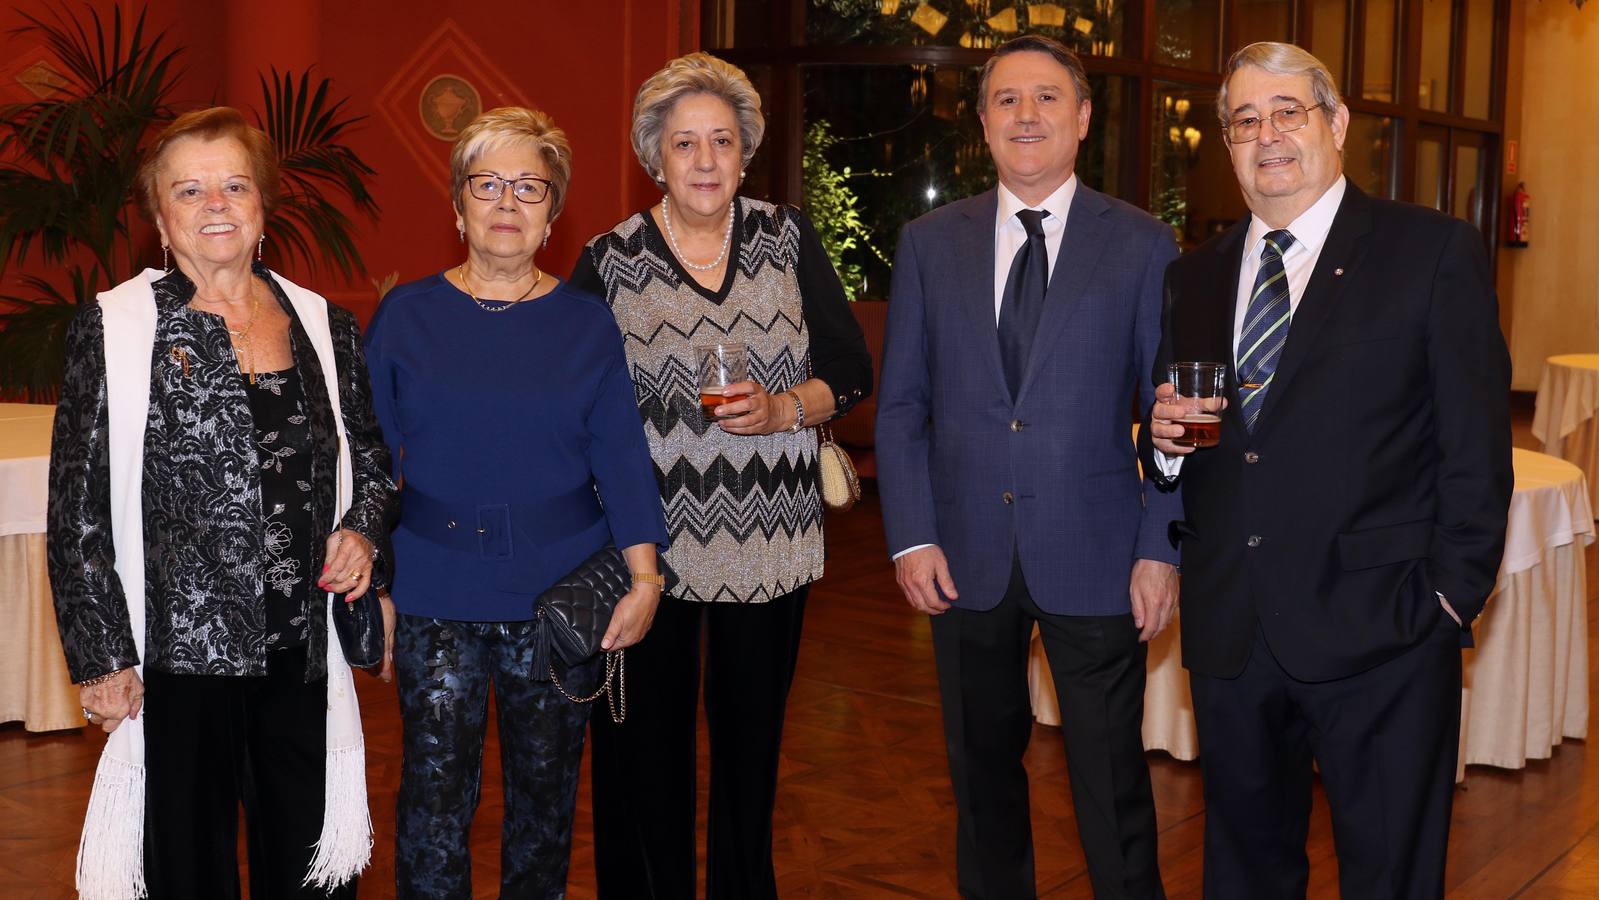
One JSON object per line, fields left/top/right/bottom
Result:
{"left": 1508, "top": 182, "right": 1530, "bottom": 247}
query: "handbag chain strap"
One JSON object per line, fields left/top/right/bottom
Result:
{"left": 537, "top": 609, "right": 627, "bottom": 723}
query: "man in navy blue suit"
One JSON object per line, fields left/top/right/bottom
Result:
{"left": 1145, "top": 42, "right": 1510, "bottom": 898}
{"left": 877, "top": 35, "right": 1182, "bottom": 900}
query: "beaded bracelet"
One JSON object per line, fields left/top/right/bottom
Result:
{"left": 76, "top": 667, "right": 127, "bottom": 688}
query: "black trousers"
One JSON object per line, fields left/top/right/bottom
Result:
{"left": 930, "top": 558, "right": 1164, "bottom": 900}
{"left": 1188, "top": 617, "right": 1462, "bottom": 900}
{"left": 393, "top": 614, "right": 600, "bottom": 900}
{"left": 590, "top": 587, "right": 809, "bottom": 900}
{"left": 142, "top": 645, "right": 353, "bottom": 900}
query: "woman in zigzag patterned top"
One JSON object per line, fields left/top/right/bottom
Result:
{"left": 570, "top": 52, "right": 873, "bottom": 900}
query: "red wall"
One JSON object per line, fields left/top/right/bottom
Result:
{"left": 0, "top": 0, "right": 699, "bottom": 323}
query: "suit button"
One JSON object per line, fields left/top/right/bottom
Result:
{"left": 1002, "top": 491, "right": 1014, "bottom": 505}
{"left": 1246, "top": 535, "right": 1262, "bottom": 548}
{"left": 1244, "top": 451, "right": 1260, "bottom": 464}
{"left": 446, "top": 519, "right": 457, "bottom": 529}
{"left": 1010, "top": 419, "right": 1026, "bottom": 432}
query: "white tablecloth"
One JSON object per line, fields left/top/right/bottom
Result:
{"left": 1029, "top": 448, "right": 1592, "bottom": 779}
{"left": 0, "top": 403, "right": 53, "bottom": 536}
{"left": 1532, "top": 353, "right": 1599, "bottom": 512}
{"left": 0, "top": 404, "right": 81, "bottom": 731}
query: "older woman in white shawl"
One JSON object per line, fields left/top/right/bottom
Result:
{"left": 47, "top": 106, "right": 397, "bottom": 900}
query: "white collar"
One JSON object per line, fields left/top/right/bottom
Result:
{"left": 1244, "top": 175, "right": 1347, "bottom": 259}
{"left": 996, "top": 174, "right": 1078, "bottom": 230}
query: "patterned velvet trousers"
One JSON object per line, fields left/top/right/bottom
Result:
{"left": 394, "top": 614, "right": 601, "bottom": 900}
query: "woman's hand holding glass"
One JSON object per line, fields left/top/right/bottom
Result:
{"left": 711, "top": 379, "right": 795, "bottom": 436}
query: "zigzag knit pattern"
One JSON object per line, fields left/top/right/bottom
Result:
{"left": 583, "top": 199, "right": 824, "bottom": 603}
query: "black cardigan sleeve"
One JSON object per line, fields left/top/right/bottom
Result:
{"left": 568, "top": 244, "right": 607, "bottom": 299}
{"left": 786, "top": 206, "right": 874, "bottom": 419}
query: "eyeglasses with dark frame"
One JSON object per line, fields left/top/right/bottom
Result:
{"left": 1222, "top": 104, "right": 1325, "bottom": 144}
{"left": 465, "top": 173, "right": 553, "bottom": 204}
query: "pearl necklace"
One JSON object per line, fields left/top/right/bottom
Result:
{"left": 661, "top": 196, "right": 735, "bottom": 272}
{"left": 458, "top": 264, "right": 542, "bottom": 313}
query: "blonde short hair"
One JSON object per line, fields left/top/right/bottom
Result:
{"left": 630, "top": 52, "right": 764, "bottom": 182}
{"left": 449, "top": 107, "right": 572, "bottom": 220}
{"left": 1218, "top": 42, "right": 1344, "bottom": 124}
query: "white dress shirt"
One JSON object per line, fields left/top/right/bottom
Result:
{"left": 1155, "top": 175, "right": 1347, "bottom": 478}
{"left": 992, "top": 176, "right": 1077, "bottom": 324}
{"left": 894, "top": 176, "right": 1079, "bottom": 562}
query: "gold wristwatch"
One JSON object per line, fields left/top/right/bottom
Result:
{"left": 632, "top": 572, "right": 665, "bottom": 588}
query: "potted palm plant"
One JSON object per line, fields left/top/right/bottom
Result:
{"left": 0, "top": 4, "right": 379, "bottom": 400}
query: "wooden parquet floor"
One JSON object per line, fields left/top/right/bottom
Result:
{"left": 6, "top": 409, "right": 1599, "bottom": 898}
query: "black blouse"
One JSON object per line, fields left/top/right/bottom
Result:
{"left": 245, "top": 368, "right": 314, "bottom": 650}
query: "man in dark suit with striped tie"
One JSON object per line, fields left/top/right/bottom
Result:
{"left": 1144, "top": 42, "right": 1512, "bottom": 898}
{"left": 878, "top": 34, "right": 1182, "bottom": 900}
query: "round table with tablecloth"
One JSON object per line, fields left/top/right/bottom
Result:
{"left": 1029, "top": 447, "right": 1592, "bottom": 781}
{"left": 1533, "top": 353, "right": 1599, "bottom": 512}
{"left": 0, "top": 403, "right": 83, "bottom": 732}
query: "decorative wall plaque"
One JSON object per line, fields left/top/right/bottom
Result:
{"left": 419, "top": 74, "right": 481, "bottom": 141}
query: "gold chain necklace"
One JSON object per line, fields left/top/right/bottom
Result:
{"left": 459, "top": 264, "right": 542, "bottom": 312}
{"left": 196, "top": 285, "right": 264, "bottom": 385}
{"left": 225, "top": 286, "right": 263, "bottom": 385}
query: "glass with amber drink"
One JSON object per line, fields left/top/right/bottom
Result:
{"left": 697, "top": 342, "right": 749, "bottom": 419}
{"left": 1167, "top": 361, "right": 1226, "bottom": 448}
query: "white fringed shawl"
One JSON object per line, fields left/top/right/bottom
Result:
{"left": 78, "top": 268, "right": 370, "bottom": 900}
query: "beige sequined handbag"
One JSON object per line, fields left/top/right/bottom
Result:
{"left": 816, "top": 423, "right": 860, "bottom": 512}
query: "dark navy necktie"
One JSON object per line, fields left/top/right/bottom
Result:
{"left": 1237, "top": 229, "right": 1296, "bottom": 432}
{"left": 998, "top": 209, "right": 1050, "bottom": 398}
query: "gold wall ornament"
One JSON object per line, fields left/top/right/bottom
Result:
{"left": 911, "top": 2, "right": 949, "bottom": 35}
{"left": 1028, "top": 3, "right": 1067, "bottom": 27}
{"left": 419, "top": 74, "right": 482, "bottom": 141}
{"left": 986, "top": 7, "right": 1019, "bottom": 32}
{"left": 880, "top": 0, "right": 902, "bottom": 14}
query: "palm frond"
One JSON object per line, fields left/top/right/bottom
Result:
{"left": 0, "top": 270, "right": 98, "bottom": 402}
{"left": 257, "top": 68, "right": 379, "bottom": 279}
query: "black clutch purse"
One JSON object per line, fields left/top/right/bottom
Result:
{"left": 331, "top": 593, "right": 384, "bottom": 669}
{"left": 534, "top": 544, "right": 673, "bottom": 723}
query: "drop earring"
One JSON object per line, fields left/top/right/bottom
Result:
{"left": 257, "top": 234, "right": 265, "bottom": 262}
{"left": 162, "top": 244, "right": 169, "bottom": 271}
{"left": 458, "top": 228, "right": 465, "bottom": 243}
{"left": 542, "top": 234, "right": 549, "bottom": 249}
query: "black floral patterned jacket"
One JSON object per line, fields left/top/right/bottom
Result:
{"left": 47, "top": 265, "right": 398, "bottom": 682}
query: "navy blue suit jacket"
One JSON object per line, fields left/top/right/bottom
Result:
{"left": 1142, "top": 185, "right": 1513, "bottom": 681}
{"left": 877, "top": 184, "right": 1182, "bottom": 615}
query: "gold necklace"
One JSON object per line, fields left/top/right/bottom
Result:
{"left": 223, "top": 286, "right": 263, "bottom": 385}
{"left": 458, "top": 264, "right": 542, "bottom": 312}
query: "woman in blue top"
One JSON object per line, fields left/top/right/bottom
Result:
{"left": 364, "top": 107, "right": 669, "bottom": 899}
